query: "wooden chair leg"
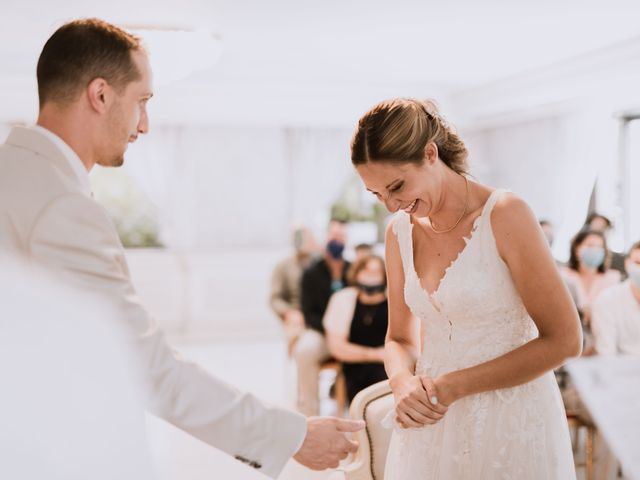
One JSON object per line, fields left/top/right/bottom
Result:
{"left": 567, "top": 417, "right": 579, "bottom": 453}
{"left": 334, "top": 369, "right": 347, "bottom": 417}
{"left": 585, "top": 425, "right": 594, "bottom": 480}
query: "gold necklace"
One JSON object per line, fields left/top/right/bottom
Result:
{"left": 429, "top": 176, "right": 469, "bottom": 234}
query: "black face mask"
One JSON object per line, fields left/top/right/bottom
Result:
{"left": 357, "top": 283, "right": 386, "bottom": 295}
{"left": 326, "top": 240, "right": 345, "bottom": 260}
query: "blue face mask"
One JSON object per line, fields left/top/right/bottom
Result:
{"left": 326, "top": 240, "right": 345, "bottom": 260}
{"left": 580, "top": 247, "right": 605, "bottom": 270}
{"left": 627, "top": 263, "right": 640, "bottom": 288}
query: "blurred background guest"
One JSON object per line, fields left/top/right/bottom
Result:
{"left": 270, "top": 226, "right": 318, "bottom": 355}
{"left": 293, "top": 219, "right": 350, "bottom": 416}
{"left": 585, "top": 212, "right": 626, "bottom": 275}
{"left": 323, "top": 254, "right": 388, "bottom": 404}
{"left": 592, "top": 240, "right": 640, "bottom": 355}
{"left": 353, "top": 243, "right": 374, "bottom": 262}
{"left": 561, "top": 229, "right": 621, "bottom": 354}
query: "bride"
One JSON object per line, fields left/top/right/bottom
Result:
{"left": 350, "top": 98, "right": 581, "bottom": 479}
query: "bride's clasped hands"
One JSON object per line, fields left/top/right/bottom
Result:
{"left": 389, "top": 372, "right": 454, "bottom": 429}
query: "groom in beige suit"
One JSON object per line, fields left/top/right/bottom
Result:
{"left": 0, "top": 18, "right": 363, "bottom": 478}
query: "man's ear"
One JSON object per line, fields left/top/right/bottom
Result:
{"left": 86, "top": 78, "right": 110, "bottom": 114}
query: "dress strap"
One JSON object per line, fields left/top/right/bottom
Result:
{"left": 391, "top": 212, "right": 415, "bottom": 276}
{"left": 481, "top": 188, "right": 508, "bottom": 219}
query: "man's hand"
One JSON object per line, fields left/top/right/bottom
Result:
{"left": 293, "top": 416, "right": 365, "bottom": 470}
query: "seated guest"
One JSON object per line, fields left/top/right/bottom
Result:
{"left": 294, "top": 220, "right": 350, "bottom": 416}
{"left": 270, "top": 226, "right": 317, "bottom": 354}
{"left": 354, "top": 243, "right": 374, "bottom": 262}
{"left": 585, "top": 212, "right": 626, "bottom": 275}
{"left": 561, "top": 229, "right": 621, "bottom": 354}
{"left": 323, "top": 254, "right": 388, "bottom": 403}
{"left": 592, "top": 240, "right": 640, "bottom": 355}
{"left": 560, "top": 230, "right": 623, "bottom": 479}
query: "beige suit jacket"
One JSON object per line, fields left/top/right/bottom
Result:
{"left": 0, "top": 126, "right": 306, "bottom": 478}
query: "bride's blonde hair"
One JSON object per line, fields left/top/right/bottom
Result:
{"left": 350, "top": 98, "right": 468, "bottom": 175}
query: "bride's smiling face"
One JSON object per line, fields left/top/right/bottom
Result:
{"left": 356, "top": 143, "right": 443, "bottom": 218}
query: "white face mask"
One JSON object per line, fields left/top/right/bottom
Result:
{"left": 628, "top": 263, "right": 640, "bottom": 288}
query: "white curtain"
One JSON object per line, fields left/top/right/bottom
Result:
{"left": 285, "top": 127, "right": 355, "bottom": 240}
{"left": 462, "top": 110, "right": 605, "bottom": 261}
{"left": 122, "top": 124, "right": 354, "bottom": 249}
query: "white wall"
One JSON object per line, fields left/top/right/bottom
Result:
{"left": 125, "top": 248, "right": 289, "bottom": 337}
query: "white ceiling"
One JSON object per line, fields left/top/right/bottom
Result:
{"left": 2, "top": 0, "right": 640, "bottom": 126}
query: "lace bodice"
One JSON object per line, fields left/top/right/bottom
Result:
{"left": 384, "top": 189, "right": 575, "bottom": 480}
{"left": 392, "top": 189, "right": 538, "bottom": 375}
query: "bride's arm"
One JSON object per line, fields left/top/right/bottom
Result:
{"left": 435, "top": 194, "right": 582, "bottom": 405}
{"left": 384, "top": 221, "right": 420, "bottom": 379}
{"left": 384, "top": 222, "right": 447, "bottom": 427}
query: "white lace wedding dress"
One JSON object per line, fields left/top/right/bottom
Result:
{"left": 383, "top": 189, "right": 576, "bottom": 479}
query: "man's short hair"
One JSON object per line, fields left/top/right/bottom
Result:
{"left": 37, "top": 18, "right": 143, "bottom": 108}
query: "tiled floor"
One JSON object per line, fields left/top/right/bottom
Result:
{"left": 148, "top": 335, "right": 602, "bottom": 480}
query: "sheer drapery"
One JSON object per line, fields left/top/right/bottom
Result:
{"left": 122, "top": 125, "right": 353, "bottom": 249}
{"left": 462, "top": 111, "right": 605, "bottom": 261}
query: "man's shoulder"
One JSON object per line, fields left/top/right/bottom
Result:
{"left": 0, "top": 146, "right": 91, "bottom": 244}
{"left": 0, "top": 143, "right": 73, "bottom": 196}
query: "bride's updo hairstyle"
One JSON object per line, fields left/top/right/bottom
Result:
{"left": 350, "top": 98, "right": 469, "bottom": 175}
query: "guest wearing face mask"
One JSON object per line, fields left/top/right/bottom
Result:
{"left": 561, "top": 229, "right": 621, "bottom": 354}
{"left": 585, "top": 212, "right": 626, "bottom": 276}
{"left": 559, "top": 229, "right": 622, "bottom": 479}
{"left": 592, "top": 240, "right": 640, "bottom": 355}
{"left": 294, "top": 220, "right": 350, "bottom": 416}
{"left": 323, "top": 255, "right": 388, "bottom": 403}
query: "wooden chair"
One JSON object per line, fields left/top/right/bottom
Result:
{"left": 566, "top": 410, "right": 595, "bottom": 480}
{"left": 342, "top": 380, "right": 394, "bottom": 480}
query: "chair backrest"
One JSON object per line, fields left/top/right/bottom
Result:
{"left": 343, "top": 380, "right": 394, "bottom": 480}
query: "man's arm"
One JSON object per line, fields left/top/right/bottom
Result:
{"left": 28, "top": 193, "right": 307, "bottom": 478}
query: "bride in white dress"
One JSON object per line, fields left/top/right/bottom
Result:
{"left": 350, "top": 98, "right": 581, "bottom": 479}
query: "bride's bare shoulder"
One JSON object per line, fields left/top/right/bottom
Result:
{"left": 490, "top": 192, "right": 545, "bottom": 257}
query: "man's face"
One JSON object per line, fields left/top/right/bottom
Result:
{"left": 98, "top": 50, "right": 153, "bottom": 167}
